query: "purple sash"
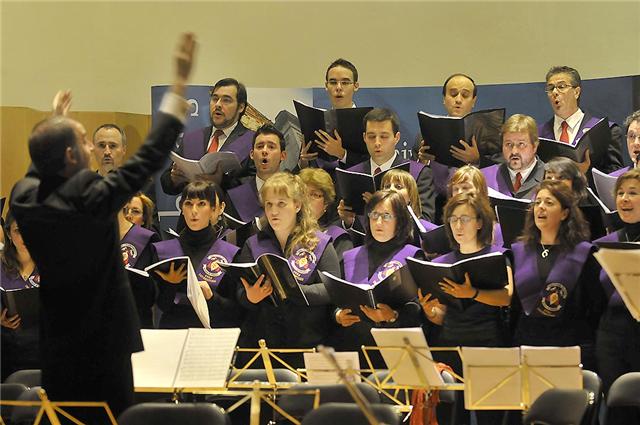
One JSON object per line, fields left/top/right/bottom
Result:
{"left": 227, "top": 180, "right": 263, "bottom": 222}
{"left": 610, "top": 166, "right": 631, "bottom": 178}
{"left": 325, "top": 225, "right": 349, "bottom": 242}
{"left": 575, "top": 116, "right": 603, "bottom": 144}
{"left": 183, "top": 126, "right": 254, "bottom": 162}
{"left": 247, "top": 231, "right": 331, "bottom": 284}
{"left": 512, "top": 241, "right": 593, "bottom": 317}
{"left": 0, "top": 268, "right": 40, "bottom": 290}
{"left": 419, "top": 218, "right": 438, "bottom": 232}
{"left": 430, "top": 161, "right": 456, "bottom": 196}
{"left": 120, "top": 225, "right": 155, "bottom": 268}
{"left": 481, "top": 164, "right": 512, "bottom": 197}
{"left": 344, "top": 244, "right": 420, "bottom": 285}
{"left": 595, "top": 231, "right": 625, "bottom": 307}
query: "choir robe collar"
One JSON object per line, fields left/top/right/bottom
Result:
{"left": 343, "top": 243, "right": 420, "bottom": 285}
{"left": 120, "top": 224, "right": 156, "bottom": 268}
{"left": 227, "top": 179, "right": 263, "bottom": 223}
{"left": 247, "top": 228, "right": 331, "bottom": 285}
{"left": 182, "top": 124, "right": 254, "bottom": 163}
{"left": 512, "top": 241, "right": 593, "bottom": 317}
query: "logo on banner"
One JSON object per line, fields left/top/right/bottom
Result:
{"left": 28, "top": 273, "right": 40, "bottom": 288}
{"left": 187, "top": 98, "right": 199, "bottom": 117}
{"left": 202, "top": 254, "right": 227, "bottom": 280}
{"left": 376, "top": 260, "right": 403, "bottom": 283}
{"left": 290, "top": 248, "right": 317, "bottom": 282}
{"left": 121, "top": 243, "right": 138, "bottom": 267}
{"left": 538, "top": 282, "right": 568, "bottom": 316}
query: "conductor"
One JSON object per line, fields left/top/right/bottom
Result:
{"left": 9, "top": 33, "right": 196, "bottom": 420}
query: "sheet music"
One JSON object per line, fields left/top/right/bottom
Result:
{"left": 133, "top": 329, "right": 189, "bottom": 389}
{"left": 303, "top": 352, "right": 361, "bottom": 384}
{"left": 520, "top": 346, "right": 582, "bottom": 403}
{"left": 185, "top": 258, "right": 211, "bottom": 329}
{"left": 370, "top": 327, "right": 444, "bottom": 387}
{"left": 592, "top": 168, "right": 617, "bottom": 211}
{"left": 174, "top": 328, "right": 241, "bottom": 388}
{"left": 594, "top": 248, "right": 640, "bottom": 320}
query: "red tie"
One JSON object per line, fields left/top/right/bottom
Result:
{"left": 207, "top": 129, "right": 224, "bottom": 153}
{"left": 373, "top": 167, "right": 382, "bottom": 175}
{"left": 513, "top": 172, "right": 522, "bottom": 192}
{"left": 559, "top": 121, "right": 570, "bottom": 144}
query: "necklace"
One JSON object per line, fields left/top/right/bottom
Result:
{"left": 540, "top": 243, "right": 550, "bottom": 258}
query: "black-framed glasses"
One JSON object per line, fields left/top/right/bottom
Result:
{"left": 544, "top": 83, "right": 574, "bottom": 93}
{"left": 448, "top": 215, "right": 477, "bottom": 225}
{"left": 368, "top": 211, "right": 395, "bottom": 222}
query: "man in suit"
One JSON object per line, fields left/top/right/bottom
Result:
{"left": 160, "top": 77, "right": 255, "bottom": 195}
{"left": 538, "top": 65, "right": 624, "bottom": 175}
{"left": 338, "top": 108, "right": 436, "bottom": 225}
{"left": 9, "top": 34, "right": 194, "bottom": 422}
{"left": 482, "top": 114, "right": 545, "bottom": 199}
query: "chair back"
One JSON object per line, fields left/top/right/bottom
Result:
{"left": 118, "top": 402, "right": 230, "bottom": 425}
{"left": 607, "top": 372, "right": 640, "bottom": 408}
{"left": 0, "top": 383, "right": 28, "bottom": 423}
{"left": 580, "top": 370, "right": 602, "bottom": 425}
{"left": 4, "top": 369, "right": 42, "bottom": 388}
{"left": 523, "top": 389, "right": 589, "bottom": 425}
{"left": 301, "top": 402, "right": 400, "bottom": 425}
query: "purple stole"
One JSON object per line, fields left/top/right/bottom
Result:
{"left": 430, "top": 161, "right": 457, "bottom": 196}
{"left": 348, "top": 160, "right": 425, "bottom": 181}
{"left": 120, "top": 225, "right": 155, "bottom": 268}
{"left": 182, "top": 126, "right": 254, "bottom": 163}
{"left": 344, "top": 244, "right": 420, "bottom": 285}
{"left": 512, "top": 241, "right": 593, "bottom": 317}
{"left": 247, "top": 231, "right": 331, "bottom": 284}
{"left": 594, "top": 231, "right": 626, "bottom": 307}
{"left": 481, "top": 164, "right": 513, "bottom": 197}
{"left": 153, "top": 238, "right": 239, "bottom": 304}
{"left": 325, "top": 225, "right": 349, "bottom": 242}
{"left": 493, "top": 222, "right": 504, "bottom": 248}
{"left": 609, "top": 166, "right": 631, "bottom": 178}
{"left": 539, "top": 115, "right": 609, "bottom": 145}
{"left": 227, "top": 180, "right": 263, "bottom": 223}
{"left": 0, "top": 268, "right": 40, "bottom": 290}
{"left": 419, "top": 218, "right": 438, "bottom": 232}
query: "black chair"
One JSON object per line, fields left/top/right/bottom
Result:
{"left": 118, "top": 402, "right": 231, "bottom": 425}
{"left": 4, "top": 369, "right": 41, "bottom": 388}
{"left": 606, "top": 372, "right": 640, "bottom": 408}
{"left": 10, "top": 386, "right": 42, "bottom": 425}
{"left": 580, "top": 370, "right": 602, "bottom": 425}
{"left": 277, "top": 383, "right": 381, "bottom": 422}
{"left": 301, "top": 403, "right": 400, "bottom": 425}
{"left": 0, "top": 383, "right": 28, "bottom": 423}
{"left": 523, "top": 388, "right": 590, "bottom": 425}
{"left": 365, "top": 368, "right": 457, "bottom": 403}
{"left": 230, "top": 367, "right": 301, "bottom": 384}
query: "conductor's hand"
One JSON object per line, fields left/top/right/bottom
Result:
{"left": 439, "top": 272, "right": 475, "bottom": 299}
{"left": 337, "top": 199, "right": 355, "bottom": 228}
{"left": 298, "top": 140, "right": 319, "bottom": 169}
{"left": 199, "top": 281, "right": 214, "bottom": 300}
{"left": 418, "top": 139, "right": 435, "bottom": 164}
{"left": 155, "top": 261, "right": 187, "bottom": 284}
{"left": 450, "top": 135, "right": 480, "bottom": 165}
{"left": 1, "top": 308, "right": 21, "bottom": 329}
{"left": 336, "top": 308, "right": 361, "bottom": 327}
{"left": 576, "top": 149, "right": 591, "bottom": 175}
{"left": 173, "top": 32, "right": 197, "bottom": 95}
{"left": 52, "top": 90, "right": 72, "bottom": 116}
{"left": 170, "top": 163, "right": 188, "bottom": 185}
{"left": 360, "top": 303, "right": 398, "bottom": 323}
{"left": 241, "top": 274, "right": 273, "bottom": 304}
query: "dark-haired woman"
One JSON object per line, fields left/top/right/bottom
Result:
{"left": 151, "top": 181, "right": 241, "bottom": 329}
{"left": 594, "top": 169, "right": 640, "bottom": 424}
{"left": 1, "top": 213, "right": 40, "bottom": 380}
{"left": 333, "top": 190, "right": 423, "bottom": 368}
{"left": 510, "top": 180, "right": 605, "bottom": 371}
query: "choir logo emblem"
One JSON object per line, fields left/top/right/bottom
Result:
{"left": 290, "top": 248, "right": 316, "bottom": 282}
{"left": 375, "top": 260, "right": 403, "bottom": 283}
{"left": 202, "top": 254, "right": 227, "bottom": 280}
{"left": 120, "top": 244, "right": 138, "bottom": 267}
{"left": 539, "top": 282, "right": 568, "bottom": 315}
{"left": 28, "top": 273, "right": 40, "bottom": 288}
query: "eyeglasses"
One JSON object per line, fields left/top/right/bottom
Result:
{"left": 503, "top": 142, "right": 532, "bottom": 151}
{"left": 210, "top": 95, "right": 235, "bottom": 105}
{"left": 326, "top": 80, "right": 354, "bottom": 87}
{"left": 627, "top": 132, "right": 640, "bottom": 142}
{"left": 308, "top": 191, "right": 325, "bottom": 200}
{"left": 123, "top": 207, "right": 143, "bottom": 216}
{"left": 448, "top": 215, "right": 477, "bottom": 225}
{"left": 368, "top": 211, "right": 395, "bottom": 222}
{"left": 544, "top": 83, "right": 575, "bottom": 93}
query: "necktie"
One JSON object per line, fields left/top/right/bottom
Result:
{"left": 559, "top": 121, "right": 570, "bottom": 144}
{"left": 207, "top": 129, "right": 224, "bottom": 153}
{"left": 513, "top": 172, "right": 523, "bottom": 192}
{"left": 373, "top": 167, "right": 382, "bottom": 175}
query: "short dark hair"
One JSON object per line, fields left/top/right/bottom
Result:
{"left": 544, "top": 157, "right": 588, "bottom": 203}
{"left": 442, "top": 73, "right": 477, "bottom": 98}
{"left": 364, "top": 190, "right": 413, "bottom": 247}
{"left": 1, "top": 212, "right": 20, "bottom": 278}
{"left": 28, "top": 117, "right": 77, "bottom": 176}
{"left": 520, "top": 180, "right": 590, "bottom": 251}
{"left": 624, "top": 110, "right": 640, "bottom": 127}
{"left": 211, "top": 78, "right": 248, "bottom": 118}
{"left": 325, "top": 58, "right": 358, "bottom": 83}
{"left": 363, "top": 108, "right": 400, "bottom": 134}
{"left": 443, "top": 192, "right": 495, "bottom": 250}
{"left": 545, "top": 66, "right": 582, "bottom": 88}
{"left": 180, "top": 181, "right": 225, "bottom": 208}
{"left": 93, "top": 123, "right": 127, "bottom": 147}
{"left": 252, "top": 123, "right": 285, "bottom": 151}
